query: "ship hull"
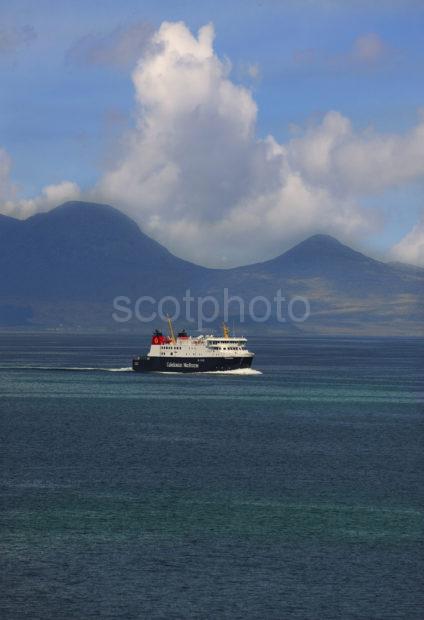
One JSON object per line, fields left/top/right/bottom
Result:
{"left": 132, "top": 355, "right": 253, "bottom": 373}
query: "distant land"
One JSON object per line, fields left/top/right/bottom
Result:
{"left": 0, "top": 201, "right": 423, "bottom": 336}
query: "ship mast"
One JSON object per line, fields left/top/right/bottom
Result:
{"left": 167, "top": 315, "right": 176, "bottom": 343}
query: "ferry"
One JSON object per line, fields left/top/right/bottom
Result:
{"left": 132, "top": 320, "right": 254, "bottom": 373}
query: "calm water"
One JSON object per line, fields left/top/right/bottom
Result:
{"left": 1, "top": 333, "right": 423, "bottom": 619}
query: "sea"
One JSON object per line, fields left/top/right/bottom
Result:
{"left": 0, "top": 333, "right": 423, "bottom": 619}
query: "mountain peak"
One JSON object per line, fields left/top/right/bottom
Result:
{"left": 303, "top": 233, "right": 340, "bottom": 244}
{"left": 290, "top": 234, "right": 356, "bottom": 253}
{"left": 27, "top": 200, "right": 139, "bottom": 230}
{"left": 24, "top": 200, "right": 165, "bottom": 253}
{"left": 51, "top": 200, "right": 125, "bottom": 216}
{"left": 251, "top": 232, "right": 383, "bottom": 282}
{"left": 305, "top": 233, "right": 340, "bottom": 243}
{"left": 266, "top": 233, "right": 372, "bottom": 266}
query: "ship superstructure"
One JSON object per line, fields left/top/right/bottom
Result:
{"left": 132, "top": 321, "right": 254, "bottom": 372}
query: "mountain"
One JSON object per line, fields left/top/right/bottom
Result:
{"left": 201, "top": 234, "right": 423, "bottom": 335}
{"left": 213, "top": 233, "right": 422, "bottom": 295}
{"left": 0, "top": 201, "right": 422, "bottom": 335}
{"left": 0, "top": 201, "right": 206, "bottom": 301}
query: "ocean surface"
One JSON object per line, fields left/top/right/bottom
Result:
{"left": 1, "top": 333, "right": 423, "bottom": 619}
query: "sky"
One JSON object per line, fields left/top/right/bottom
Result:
{"left": 1, "top": 0, "right": 424, "bottom": 267}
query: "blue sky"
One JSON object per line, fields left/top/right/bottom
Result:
{"left": 1, "top": 0, "right": 424, "bottom": 265}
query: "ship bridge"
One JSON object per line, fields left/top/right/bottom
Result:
{"left": 205, "top": 336, "right": 247, "bottom": 352}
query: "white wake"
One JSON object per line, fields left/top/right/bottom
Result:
{"left": 203, "top": 368, "right": 262, "bottom": 375}
{"left": 4, "top": 366, "right": 261, "bottom": 375}
{"left": 157, "top": 368, "right": 262, "bottom": 376}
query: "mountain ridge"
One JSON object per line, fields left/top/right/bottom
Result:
{"left": 1, "top": 203, "right": 415, "bottom": 271}
{"left": 0, "top": 201, "right": 422, "bottom": 335}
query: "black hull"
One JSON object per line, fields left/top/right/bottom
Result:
{"left": 132, "top": 355, "right": 253, "bottom": 373}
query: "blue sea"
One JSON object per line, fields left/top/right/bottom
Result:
{"left": 1, "top": 333, "right": 423, "bottom": 619}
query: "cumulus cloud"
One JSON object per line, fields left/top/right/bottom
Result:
{"left": 3, "top": 181, "right": 81, "bottom": 219}
{"left": 66, "top": 21, "right": 154, "bottom": 70}
{"left": 0, "top": 147, "right": 80, "bottom": 218}
{"left": 392, "top": 219, "right": 424, "bottom": 267}
{"left": 96, "top": 21, "right": 423, "bottom": 266}
{"left": 3, "top": 20, "right": 424, "bottom": 268}
{"left": 287, "top": 111, "right": 424, "bottom": 194}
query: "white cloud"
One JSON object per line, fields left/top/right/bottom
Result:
{"left": 0, "top": 147, "right": 80, "bottom": 218}
{"left": 392, "top": 219, "right": 424, "bottom": 267}
{"left": 96, "top": 21, "right": 424, "bottom": 267}
{"left": 96, "top": 22, "right": 369, "bottom": 266}
{"left": 8, "top": 181, "right": 81, "bottom": 219}
{"left": 287, "top": 111, "right": 424, "bottom": 195}
{"left": 2, "top": 20, "right": 424, "bottom": 268}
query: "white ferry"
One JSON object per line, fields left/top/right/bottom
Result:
{"left": 132, "top": 320, "right": 254, "bottom": 373}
